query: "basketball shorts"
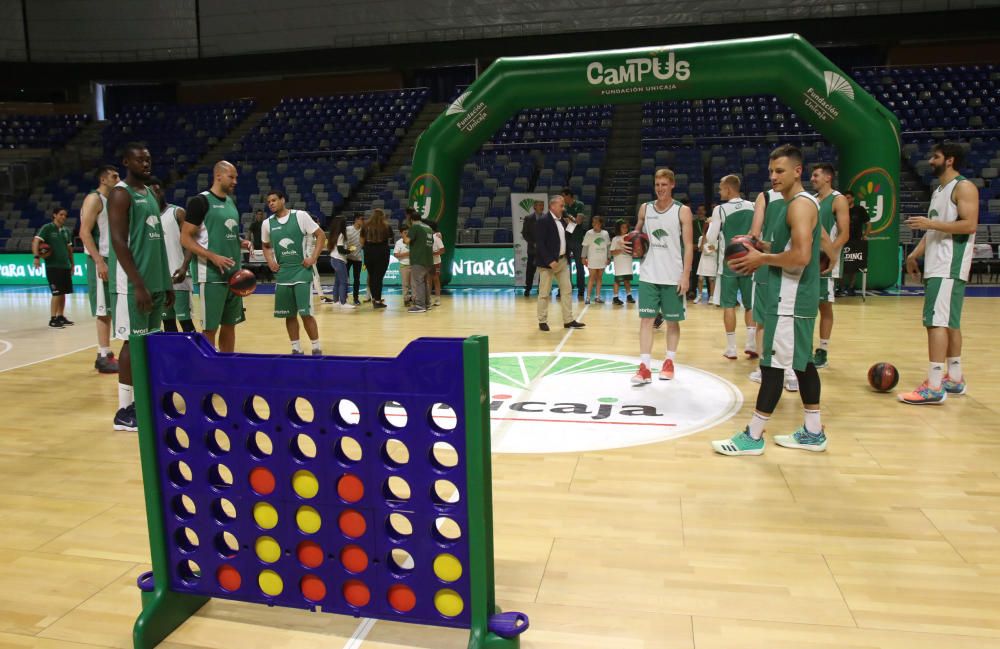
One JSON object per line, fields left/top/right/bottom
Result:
{"left": 86, "top": 256, "right": 110, "bottom": 316}
{"left": 46, "top": 266, "right": 73, "bottom": 296}
{"left": 112, "top": 291, "right": 166, "bottom": 340}
{"left": 275, "top": 282, "right": 312, "bottom": 318}
{"left": 751, "top": 280, "right": 769, "bottom": 325}
{"left": 761, "top": 314, "right": 816, "bottom": 372}
{"left": 638, "top": 281, "right": 685, "bottom": 321}
{"left": 720, "top": 274, "right": 754, "bottom": 310}
{"left": 819, "top": 276, "right": 836, "bottom": 303}
{"left": 200, "top": 282, "right": 245, "bottom": 331}
{"left": 923, "top": 277, "right": 965, "bottom": 329}
{"left": 162, "top": 290, "right": 192, "bottom": 321}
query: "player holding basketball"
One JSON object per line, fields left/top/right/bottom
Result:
{"left": 181, "top": 160, "right": 251, "bottom": 353}
{"left": 33, "top": 206, "right": 75, "bottom": 329}
{"left": 810, "top": 163, "right": 850, "bottom": 368}
{"left": 150, "top": 177, "right": 195, "bottom": 333}
{"left": 107, "top": 143, "right": 173, "bottom": 431}
{"left": 79, "top": 165, "right": 120, "bottom": 372}
{"left": 898, "top": 142, "right": 979, "bottom": 404}
{"left": 262, "top": 190, "right": 326, "bottom": 355}
{"left": 713, "top": 144, "right": 827, "bottom": 455}
{"left": 631, "top": 168, "right": 693, "bottom": 384}
{"left": 704, "top": 174, "right": 757, "bottom": 360}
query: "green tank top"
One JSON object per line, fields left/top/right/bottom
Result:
{"left": 817, "top": 191, "right": 841, "bottom": 278}
{"left": 194, "top": 191, "right": 242, "bottom": 283}
{"left": 764, "top": 192, "right": 821, "bottom": 318}
{"left": 718, "top": 198, "right": 755, "bottom": 278}
{"left": 109, "top": 181, "right": 170, "bottom": 294}
{"left": 269, "top": 210, "right": 313, "bottom": 284}
{"left": 754, "top": 190, "right": 786, "bottom": 286}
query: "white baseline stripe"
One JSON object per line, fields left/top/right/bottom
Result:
{"left": 0, "top": 343, "right": 97, "bottom": 374}
{"left": 341, "top": 617, "right": 376, "bottom": 649}
{"left": 0, "top": 340, "right": 12, "bottom": 357}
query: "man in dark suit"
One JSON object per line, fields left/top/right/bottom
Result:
{"left": 535, "top": 195, "right": 585, "bottom": 331}
{"left": 522, "top": 199, "right": 544, "bottom": 296}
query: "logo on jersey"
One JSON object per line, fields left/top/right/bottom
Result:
{"left": 446, "top": 92, "right": 471, "bottom": 116}
{"left": 848, "top": 167, "right": 897, "bottom": 237}
{"left": 224, "top": 219, "right": 238, "bottom": 232}
{"left": 145, "top": 216, "right": 159, "bottom": 228}
{"left": 408, "top": 173, "right": 446, "bottom": 223}
{"left": 651, "top": 228, "right": 668, "bottom": 241}
{"left": 824, "top": 71, "right": 855, "bottom": 100}
{"left": 486, "top": 352, "right": 740, "bottom": 453}
{"left": 277, "top": 237, "right": 296, "bottom": 256}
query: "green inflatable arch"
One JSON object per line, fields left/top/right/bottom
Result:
{"left": 409, "top": 34, "right": 902, "bottom": 289}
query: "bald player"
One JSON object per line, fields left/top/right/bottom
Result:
{"left": 181, "top": 161, "right": 251, "bottom": 352}
{"left": 79, "top": 164, "right": 121, "bottom": 373}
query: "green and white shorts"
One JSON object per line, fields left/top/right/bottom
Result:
{"left": 720, "top": 274, "right": 754, "bottom": 310}
{"left": 86, "top": 256, "right": 110, "bottom": 317}
{"left": 199, "top": 282, "right": 245, "bottom": 331}
{"left": 819, "top": 276, "right": 836, "bottom": 303}
{"left": 112, "top": 291, "right": 166, "bottom": 341}
{"left": 751, "top": 281, "right": 769, "bottom": 325}
{"left": 274, "top": 282, "right": 312, "bottom": 318}
{"left": 638, "top": 281, "right": 685, "bottom": 321}
{"left": 761, "top": 314, "right": 816, "bottom": 372}
{"left": 923, "top": 277, "right": 965, "bottom": 329}
{"left": 162, "top": 290, "right": 192, "bottom": 321}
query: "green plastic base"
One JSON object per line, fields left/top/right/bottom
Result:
{"left": 133, "top": 586, "right": 208, "bottom": 649}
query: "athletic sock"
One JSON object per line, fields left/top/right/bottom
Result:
{"left": 947, "top": 357, "right": 963, "bottom": 382}
{"left": 746, "top": 327, "right": 757, "bottom": 350}
{"left": 819, "top": 339, "right": 829, "bottom": 351}
{"left": 804, "top": 409, "right": 822, "bottom": 434}
{"left": 291, "top": 340, "right": 302, "bottom": 352}
{"left": 748, "top": 411, "right": 769, "bottom": 440}
{"left": 725, "top": 332, "right": 736, "bottom": 351}
{"left": 118, "top": 383, "right": 134, "bottom": 410}
{"left": 98, "top": 346, "right": 112, "bottom": 357}
{"left": 666, "top": 350, "right": 676, "bottom": 361}
{"left": 311, "top": 339, "right": 321, "bottom": 352}
{"left": 641, "top": 354, "right": 651, "bottom": 367}
{"left": 928, "top": 362, "right": 944, "bottom": 390}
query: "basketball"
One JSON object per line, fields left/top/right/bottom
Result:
{"left": 624, "top": 231, "right": 649, "bottom": 258}
{"left": 228, "top": 268, "right": 257, "bottom": 297}
{"left": 38, "top": 243, "right": 52, "bottom": 259}
{"left": 724, "top": 235, "right": 761, "bottom": 262}
{"left": 867, "top": 362, "right": 899, "bottom": 392}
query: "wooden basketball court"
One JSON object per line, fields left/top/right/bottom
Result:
{"left": 2, "top": 286, "right": 999, "bottom": 648}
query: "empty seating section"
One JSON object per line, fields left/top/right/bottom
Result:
{"left": 236, "top": 90, "right": 428, "bottom": 162}
{"left": 102, "top": 100, "right": 254, "bottom": 178}
{"left": 0, "top": 113, "right": 89, "bottom": 150}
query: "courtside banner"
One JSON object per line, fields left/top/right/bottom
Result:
{"left": 511, "top": 193, "right": 547, "bottom": 287}
{"left": 0, "top": 253, "right": 89, "bottom": 285}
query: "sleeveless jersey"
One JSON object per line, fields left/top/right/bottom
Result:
{"left": 193, "top": 191, "right": 242, "bottom": 284}
{"left": 924, "top": 176, "right": 975, "bottom": 281}
{"left": 764, "top": 191, "right": 821, "bottom": 317}
{"left": 755, "top": 189, "right": 786, "bottom": 286}
{"left": 268, "top": 210, "right": 313, "bottom": 284}
{"left": 159, "top": 204, "right": 192, "bottom": 291}
{"left": 89, "top": 190, "right": 110, "bottom": 257}
{"left": 109, "top": 181, "right": 170, "bottom": 295}
{"left": 817, "top": 190, "right": 842, "bottom": 278}
{"left": 718, "top": 198, "right": 755, "bottom": 278}
{"left": 640, "top": 200, "right": 684, "bottom": 285}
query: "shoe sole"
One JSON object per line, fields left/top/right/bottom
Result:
{"left": 113, "top": 424, "right": 138, "bottom": 431}
{"left": 944, "top": 386, "right": 966, "bottom": 395}
{"left": 774, "top": 439, "right": 827, "bottom": 452}
{"left": 712, "top": 444, "right": 764, "bottom": 456}
{"left": 630, "top": 377, "right": 652, "bottom": 385}
{"left": 785, "top": 385, "right": 799, "bottom": 392}
{"left": 97, "top": 368, "right": 119, "bottom": 374}
{"left": 659, "top": 375, "right": 673, "bottom": 381}
{"left": 898, "top": 397, "right": 946, "bottom": 405}
{"left": 723, "top": 353, "right": 737, "bottom": 360}
{"left": 814, "top": 363, "right": 828, "bottom": 369}
{"left": 744, "top": 351, "right": 759, "bottom": 359}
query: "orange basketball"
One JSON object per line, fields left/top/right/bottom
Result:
{"left": 228, "top": 268, "right": 257, "bottom": 297}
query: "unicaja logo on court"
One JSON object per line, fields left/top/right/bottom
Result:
{"left": 487, "top": 352, "right": 740, "bottom": 454}
{"left": 824, "top": 71, "right": 855, "bottom": 100}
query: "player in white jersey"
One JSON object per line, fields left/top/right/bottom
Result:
{"left": 150, "top": 178, "right": 195, "bottom": 333}
{"left": 79, "top": 165, "right": 121, "bottom": 373}
{"left": 630, "top": 168, "right": 694, "bottom": 384}
{"left": 810, "top": 163, "right": 850, "bottom": 369}
{"left": 899, "top": 142, "right": 979, "bottom": 405}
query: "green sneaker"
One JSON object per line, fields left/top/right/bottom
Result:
{"left": 812, "top": 348, "right": 828, "bottom": 369}
{"left": 712, "top": 427, "right": 765, "bottom": 456}
{"left": 774, "top": 426, "right": 827, "bottom": 452}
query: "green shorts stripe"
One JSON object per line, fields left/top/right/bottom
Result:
{"left": 112, "top": 291, "right": 165, "bottom": 341}
{"left": 86, "top": 256, "right": 110, "bottom": 317}
{"left": 819, "top": 277, "right": 835, "bottom": 303}
{"left": 751, "top": 280, "right": 769, "bottom": 325}
{"left": 638, "top": 281, "right": 686, "bottom": 321}
{"left": 199, "top": 282, "right": 245, "bottom": 331}
{"left": 162, "top": 290, "right": 192, "bottom": 321}
{"left": 761, "top": 314, "right": 816, "bottom": 372}
{"left": 274, "top": 282, "right": 313, "bottom": 318}
{"left": 721, "top": 274, "right": 754, "bottom": 310}
{"left": 923, "top": 277, "right": 965, "bottom": 328}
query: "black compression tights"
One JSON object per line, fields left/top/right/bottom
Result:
{"left": 755, "top": 363, "right": 821, "bottom": 414}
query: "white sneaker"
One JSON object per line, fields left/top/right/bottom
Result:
{"left": 342, "top": 302, "right": 357, "bottom": 309}
{"left": 723, "top": 348, "right": 738, "bottom": 360}
{"left": 433, "top": 299, "right": 441, "bottom": 306}
{"left": 785, "top": 373, "right": 799, "bottom": 392}
{"left": 748, "top": 369, "right": 761, "bottom": 383}
{"left": 693, "top": 294, "right": 702, "bottom": 304}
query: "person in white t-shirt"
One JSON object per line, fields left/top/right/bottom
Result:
{"left": 428, "top": 222, "right": 445, "bottom": 307}
{"left": 394, "top": 224, "right": 412, "bottom": 305}
{"left": 609, "top": 220, "right": 635, "bottom": 305}
{"left": 581, "top": 216, "right": 610, "bottom": 304}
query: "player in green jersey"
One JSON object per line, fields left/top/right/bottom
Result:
{"left": 32, "top": 206, "right": 75, "bottom": 328}
{"left": 810, "top": 163, "right": 850, "bottom": 369}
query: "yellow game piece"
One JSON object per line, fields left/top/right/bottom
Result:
{"left": 258, "top": 569, "right": 283, "bottom": 596}
{"left": 434, "top": 589, "right": 464, "bottom": 617}
{"left": 254, "top": 536, "right": 281, "bottom": 563}
{"left": 432, "top": 554, "right": 463, "bottom": 582}
{"left": 293, "top": 469, "right": 319, "bottom": 499}
{"left": 296, "top": 505, "right": 322, "bottom": 534}
{"left": 253, "top": 502, "right": 278, "bottom": 530}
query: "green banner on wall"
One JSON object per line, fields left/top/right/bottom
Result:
{"left": 0, "top": 253, "right": 89, "bottom": 286}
